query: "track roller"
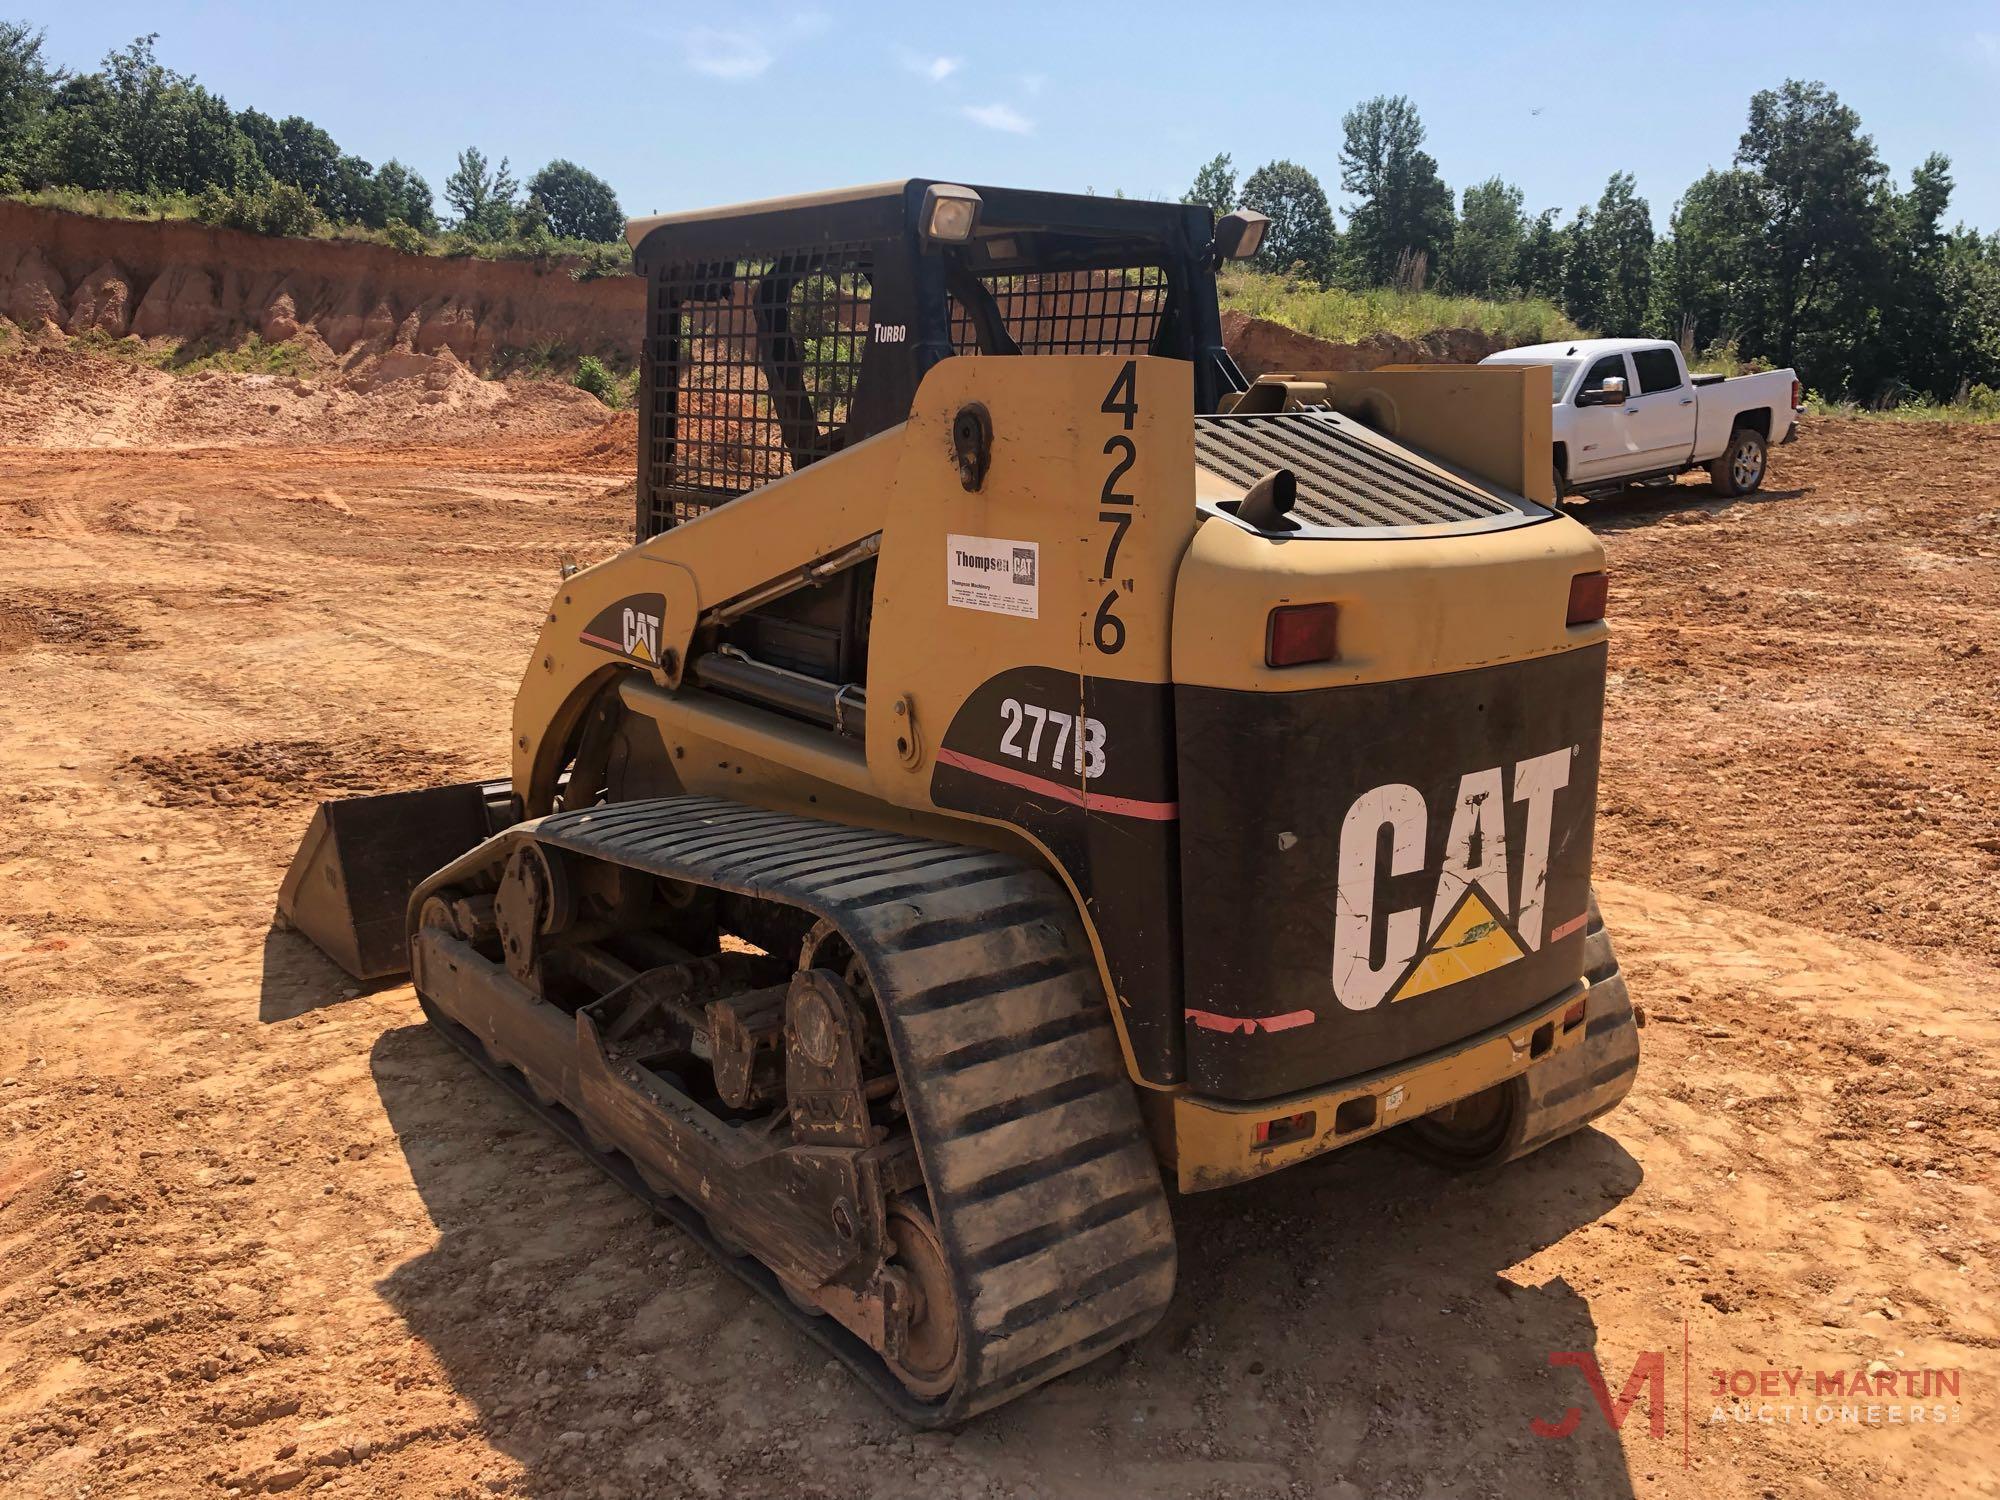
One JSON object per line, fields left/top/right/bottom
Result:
{"left": 404, "top": 795, "right": 1176, "bottom": 1425}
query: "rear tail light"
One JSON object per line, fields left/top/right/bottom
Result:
{"left": 1265, "top": 603, "right": 1339, "bottom": 667}
{"left": 1792, "top": 378, "right": 1801, "bottom": 410}
{"left": 1253, "top": 1111, "right": 1316, "bottom": 1149}
{"left": 1566, "top": 571, "right": 1607, "bottom": 626}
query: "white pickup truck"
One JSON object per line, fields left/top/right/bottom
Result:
{"left": 1481, "top": 337, "right": 1801, "bottom": 499}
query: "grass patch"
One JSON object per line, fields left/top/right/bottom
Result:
{"left": 5, "top": 184, "right": 209, "bottom": 223}
{"left": 1806, "top": 386, "right": 2000, "bottom": 424}
{"left": 72, "top": 329, "right": 312, "bottom": 377}
{"left": 170, "top": 335, "right": 314, "bottom": 377}
{"left": 1217, "top": 267, "right": 1584, "bottom": 346}
{"left": 490, "top": 337, "right": 578, "bottom": 381}
{"left": 571, "top": 354, "right": 639, "bottom": 409}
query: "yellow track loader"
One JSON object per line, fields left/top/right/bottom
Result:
{"left": 280, "top": 180, "right": 1639, "bottom": 1424}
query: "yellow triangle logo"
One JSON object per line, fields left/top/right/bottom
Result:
{"left": 1390, "top": 887, "right": 1525, "bottom": 1002}
{"left": 628, "top": 636, "right": 654, "bottom": 663}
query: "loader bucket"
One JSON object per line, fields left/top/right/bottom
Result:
{"left": 277, "top": 780, "right": 514, "bottom": 981}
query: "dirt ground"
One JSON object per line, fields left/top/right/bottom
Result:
{"left": 1, "top": 373, "right": 1996, "bottom": 1499}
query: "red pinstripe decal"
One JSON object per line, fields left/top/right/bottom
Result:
{"left": 577, "top": 630, "right": 626, "bottom": 654}
{"left": 934, "top": 747, "right": 1180, "bottom": 821}
{"left": 1548, "top": 911, "right": 1588, "bottom": 944}
{"left": 1185, "top": 1008, "right": 1318, "bottom": 1035}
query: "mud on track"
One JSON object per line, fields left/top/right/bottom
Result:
{"left": 0, "top": 414, "right": 1995, "bottom": 1499}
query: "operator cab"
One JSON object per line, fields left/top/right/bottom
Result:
{"left": 624, "top": 180, "right": 1262, "bottom": 696}
{"left": 624, "top": 180, "right": 1261, "bottom": 541}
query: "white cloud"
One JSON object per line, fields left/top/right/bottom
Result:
{"left": 900, "top": 50, "right": 962, "bottom": 82}
{"left": 963, "top": 102, "right": 1033, "bottom": 135}
{"left": 684, "top": 28, "right": 772, "bottom": 80}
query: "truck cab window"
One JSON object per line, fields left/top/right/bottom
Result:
{"left": 1578, "top": 354, "right": 1628, "bottom": 401}
{"left": 1631, "top": 347, "right": 1683, "bottom": 395}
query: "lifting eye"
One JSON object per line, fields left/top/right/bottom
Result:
{"left": 952, "top": 403, "right": 992, "bottom": 492}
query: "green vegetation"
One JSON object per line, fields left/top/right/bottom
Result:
{"left": 1217, "top": 267, "right": 1581, "bottom": 346}
{"left": 570, "top": 355, "right": 617, "bottom": 404}
{"left": 0, "top": 24, "right": 631, "bottom": 278}
{"left": 71, "top": 328, "right": 312, "bottom": 375}
{"left": 1187, "top": 82, "right": 2000, "bottom": 404}
{"left": 1805, "top": 385, "right": 2000, "bottom": 423}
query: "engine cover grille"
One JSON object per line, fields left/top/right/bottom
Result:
{"left": 1195, "top": 410, "right": 1546, "bottom": 536}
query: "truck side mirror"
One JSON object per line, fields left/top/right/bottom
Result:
{"left": 1580, "top": 376, "right": 1628, "bottom": 407}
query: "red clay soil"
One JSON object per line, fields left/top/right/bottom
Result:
{"left": 0, "top": 402, "right": 1994, "bottom": 1499}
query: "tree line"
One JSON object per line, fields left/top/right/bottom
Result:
{"left": 1187, "top": 83, "right": 2000, "bottom": 403}
{"left": 0, "top": 26, "right": 625, "bottom": 249}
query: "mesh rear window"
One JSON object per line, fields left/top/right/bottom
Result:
{"left": 951, "top": 266, "right": 1167, "bottom": 355}
{"left": 644, "top": 246, "right": 872, "bottom": 534}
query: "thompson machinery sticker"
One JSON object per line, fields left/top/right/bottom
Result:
{"left": 947, "top": 534, "right": 1039, "bottom": 619}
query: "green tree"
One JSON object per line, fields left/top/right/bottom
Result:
{"left": 32, "top": 72, "right": 125, "bottom": 188}
{"left": 443, "top": 145, "right": 517, "bottom": 239}
{"left": 1181, "top": 152, "right": 1237, "bottom": 212}
{"left": 1875, "top": 153, "right": 1956, "bottom": 397}
{"left": 248, "top": 113, "right": 342, "bottom": 208}
{"left": 323, "top": 152, "right": 377, "bottom": 224}
{"left": 1554, "top": 175, "right": 1653, "bottom": 333}
{"left": 372, "top": 158, "right": 436, "bottom": 232}
{"left": 1239, "top": 159, "right": 1338, "bottom": 281}
{"left": 0, "top": 20, "right": 61, "bottom": 180}
{"left": 1446, "top": 176, "right": 1526, "bottom": 295}
{"left": 525, "top": 158, "right": 623, "bottom": 242}
{"left": 1588, "top": 172, "right": 1654, "bottom": 332}
{"left": 1647, "top": 168, "right": 1764, "bottom": 350}
{"left": 28, "top": 34, "right": 257, "bottom": 195}
{"left": 1930, "top": 228, "right": 2000, "bottom": 397}
{"left": 1735, "top": 79, "right": 1889, "bottom": 390}
{"left": 1338, "top": 94, "right": 1455, "bottom": 285}
{"left": 1516, "top": 208, "right": 1566, "bottom": 303}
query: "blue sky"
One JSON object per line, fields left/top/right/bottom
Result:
{"left": 27, "top": 1, "right": 2000, "bottom": 234}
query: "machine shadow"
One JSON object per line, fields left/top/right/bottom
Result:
{"left": 368, "top": 1015, "right": 1648, "bottom": 1498}
{"left": 1569, "top": 481, "right": 1805, "bottom": 531}
{"left": 257, "top": 918, "right": 379, "bottom": 1022}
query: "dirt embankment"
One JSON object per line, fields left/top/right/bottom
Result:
{"left": 0, "top": 202, "right": 644, "bottom": 370}
{"left": 1220, "top": 308, "right": 1518, "bottom": 376}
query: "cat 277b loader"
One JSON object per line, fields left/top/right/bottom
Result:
{"left": 279, "top": 180, "right": 1639, "bottom": 1424}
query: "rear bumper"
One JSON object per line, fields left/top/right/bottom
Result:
{"left": 1162, "top": 980, "right": 1588, "bottom": 1192}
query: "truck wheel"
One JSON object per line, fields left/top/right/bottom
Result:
{"left": 1708, "top": 427, "right": 1767, "bottom": 497}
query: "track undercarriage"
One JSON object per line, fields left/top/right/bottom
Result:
{"left": 407, "top": 795, "right": 1177, "bottom": 1425}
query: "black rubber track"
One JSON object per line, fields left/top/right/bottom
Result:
{"left": 409, "top": 795, "right": 1177, "bottom": 1426}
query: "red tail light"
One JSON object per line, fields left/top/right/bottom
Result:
{"left": 1266, "top": 603, "right": 1339, "bottom": 667}
{"left": 1792, "top": 378, "right": 1801, "bottom": 409}
{"left": 1566, "top": 571, "right": 1607, "bottom": 626}
{"left": 1253, "top": 1111, "right": 1316, "bottom": 1149}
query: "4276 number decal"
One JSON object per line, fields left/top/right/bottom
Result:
{"left": 1094, "top": 361, "right": 1138, "bottom": 655}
